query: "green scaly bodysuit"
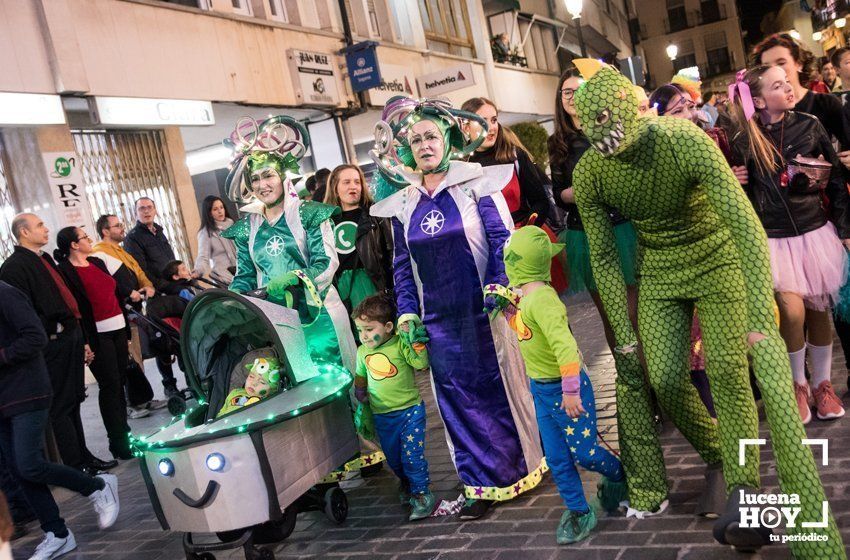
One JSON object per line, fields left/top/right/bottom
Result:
{"left": 571, "top": 63, "right": 844, "bottom": 558}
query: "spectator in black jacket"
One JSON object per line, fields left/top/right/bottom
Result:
{"left": 123, "top": 199, "right": 186, "bottom": 398}
{"left": 0, "top": 214, "right": 115, "bottom": 475}
{"left": 0, "top": 281, "right": 119, "bottom": 560}
{"left": 123, "top": 197, "right": 176, "bottom": 289}
{"left": 55, "top": 227, "right": 132, "bottom": 460}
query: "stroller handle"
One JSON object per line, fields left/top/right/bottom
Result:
{"left": 244, "top": 287, "right": 296, "bottom": 309}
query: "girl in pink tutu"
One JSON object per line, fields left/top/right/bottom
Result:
{"left": 729, "top": 65, "right": 850, "bottom": 424}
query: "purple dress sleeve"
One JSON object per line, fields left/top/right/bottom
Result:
{"left": 477, "top": 195, "right": 510, "bottom": 286}
{"left": 391, "top": 217, "right": 420, "bottom": 316}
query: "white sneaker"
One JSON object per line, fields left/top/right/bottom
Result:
{"left": 89, "top": 473, "right": 119, "bottom": 529}
{"left": 127, "top": 406, "right": 150, "bottom": 419}
{"left": 623, "top": 499, "right": 669, "bottom": 519}
{"left": 27, "top": 530, "right": 77, "bottom": 560}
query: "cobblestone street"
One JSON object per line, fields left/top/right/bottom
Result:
{"left": 11, "top": 293, "right": 850, "bottom": 560}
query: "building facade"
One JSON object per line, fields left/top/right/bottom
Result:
{"left": 629, "top": 0, "right": 745, "bottom": 92}
{"left": 0, "top": 0, "right": 631, "bottom": 263}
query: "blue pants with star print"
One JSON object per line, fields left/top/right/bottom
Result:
{"left": 372, "top": 401, "right": 430, "bottom": 494}
{"left": 530, "top": 371, "right": 624, "bottom": 513}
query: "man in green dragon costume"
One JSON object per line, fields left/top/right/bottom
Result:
{"left": 571, "top": 59, "right": 844, "bottom": 558}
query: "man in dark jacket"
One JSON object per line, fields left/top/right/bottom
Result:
{"left": 123, "top": 197, "right": 176, "bottom": 289}
{"left": 0, "top": 214, "right": 115, "bottom": 474}
{"left": 0, "top": 281, "right": 119, "bottom": 559}
{"left": 123, "top": 199, "right": 185, "bottom": 398}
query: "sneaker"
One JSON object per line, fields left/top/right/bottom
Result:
{"left": 127, "top": 406, "right": 150, "bottom": 419}
{"left": 408, "top": 491, "right": 436, "bottom": 521}
{"left": 813, "top": 381, "right": 846, "bottom": 420}
{"left": 457, "top": 498, "right": 491, "bottom": 520}
{"left": 89, "top": 474, "right": 119, "bottom": 529}
{"left": 164, "top": 386, "right": 181, "bottom": 399}
{"left": 145, "top": 399, "right": 168, "bottom": 410}
{"left": 794, "top": 382, "right": 813, "bottom": 425}
{"left": 597, "top": 476, "right": 629, "bottom": 513}
{"left": 556, "top": 508, "right": 597, "bottom": 545}
{"left": 27, "top": 530, "right": 76, "bottom": 560}
{"left": 623, "top": 499, "right": 669, "bottom": 519}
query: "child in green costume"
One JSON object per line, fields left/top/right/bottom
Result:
{"left": 571, "top": 58, "right": 844, "bottom": 558}
{"left": 351, "top": 295, "right": 434, "bottom": 521}
{"left": 217, "top": 356, "right": 282, "bottom": 418}
{"left": 502, "top": 226, "right": 627, "bottom": 544}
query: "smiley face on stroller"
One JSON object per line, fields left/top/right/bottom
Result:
{"left": 132, "top": 289, "right": 360, "bottom": 560}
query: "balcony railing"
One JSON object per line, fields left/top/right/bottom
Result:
{"left": 811, "top": 0, "right": 849, "bottom": 32}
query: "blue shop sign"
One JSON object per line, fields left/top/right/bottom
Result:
{"left": 342, "top": 42, "right": 382, "bottom": 93}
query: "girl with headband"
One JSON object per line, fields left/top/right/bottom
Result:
{"left": 729, "top": 65, "right": 850, "bottom": 424}
{"left": 369, "top": 97, "right": 544, "bottom": 520}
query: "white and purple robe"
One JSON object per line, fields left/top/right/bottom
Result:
{"left": 371, "top": 162, "right": 545, "bottom": 500}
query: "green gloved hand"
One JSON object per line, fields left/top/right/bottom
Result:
{"left": 398, "top": 314, "right": 428, "bottom": 351}
{"left": 266, "top": 272, "right": 300, "bottom": 302}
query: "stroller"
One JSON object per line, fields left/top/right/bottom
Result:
{"left": 134, "top": 289, "right": 359, "bottom": 560}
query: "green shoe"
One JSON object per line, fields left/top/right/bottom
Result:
{"left": 556, "top": 508, "right": 597, "bottom": 545}
{"left": 408, "top": 491, "right": 436, "bottom": 521}
{"left": 597, "top": 476, "right": 628, "bottom": 513}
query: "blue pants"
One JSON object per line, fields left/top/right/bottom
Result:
{"left": 372, "top": 401, "right": 430, "bottom": 494}
{"left": 530, "top": 371, "right": 624, "bottom": 512}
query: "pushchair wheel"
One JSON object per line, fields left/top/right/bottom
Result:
{"left": 168, "top": 395, "right": 187, "bottom": 416}
{"left": 324, "top": 486, "right": 348, "bottom": 524}
{"left": 254, "top": 507, "right": 297, "bottom": 543}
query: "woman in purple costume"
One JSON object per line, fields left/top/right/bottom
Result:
{"left": 370, "top": 98, "right": 544, "bottom": 519}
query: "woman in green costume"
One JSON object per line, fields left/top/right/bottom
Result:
{"left": 222, "top": 116, "right": 357, "bottom": 373}
{"left": 571, "top": 59, "right": 844, "bottom": 559}
{"left": 222, "top": 116, "right": 384, "bottom": 473}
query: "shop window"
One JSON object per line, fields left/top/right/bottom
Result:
{"left": 418, "top": 0, "right": 476, "bottom": 58}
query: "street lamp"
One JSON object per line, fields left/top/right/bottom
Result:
{"left": 813, "top": 31, "right": 823, "bottom": 41}
{"left": 565, "top": 0, "right": 587, "bottom": 57}
{"left": 789, "top": 29, "right": 801, "bottom": 40}
{"left": 666, "top": 44, "right": 678, "bottom": 61}
{"left": 836, "top": 17, "right": 847, "bottom": 29}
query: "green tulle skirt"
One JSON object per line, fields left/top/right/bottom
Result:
{"left": 561, "top": 221, "right": 638, "bottom": 294}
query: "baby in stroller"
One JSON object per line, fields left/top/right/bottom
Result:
{"left": 217, "top": 356, "right": 282, "bottom": 418}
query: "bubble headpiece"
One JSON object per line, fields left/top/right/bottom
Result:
{"left": 368, "top": 96, "right": 489, "bottom": 201}
{"left": 223, "top": 115, "right": 310, "bottom": 204}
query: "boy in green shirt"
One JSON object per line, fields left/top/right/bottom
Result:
{"left": 352, "top": 295, "right": 434, "bottom": 521}
{"left": 503, "top": 226, "right": 627, "bottom": 544}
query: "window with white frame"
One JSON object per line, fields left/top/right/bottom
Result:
{"left": 197, "top": 0, "right": 253, "bottom": 15}
{"left": 266, "top": 0, "right": 288, "bottom": 22}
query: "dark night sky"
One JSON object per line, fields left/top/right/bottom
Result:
{"left": 737, "top": 0, "right": 784, "bottom": 48}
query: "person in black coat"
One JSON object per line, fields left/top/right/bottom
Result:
{"left": 0, "top": 214, "right": 114, "bottom": 475}
{"left": 0, "top": 281, "right": 120, "bottom": 558}
{"left": 123, "top": 197, "right": 177, "bottom": 289}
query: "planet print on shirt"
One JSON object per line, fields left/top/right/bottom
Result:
{"left": 365, "top": 353, "right": 398, "bottom": 380}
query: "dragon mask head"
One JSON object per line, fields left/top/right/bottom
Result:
{"left": 573, "top": 59, "right": 640, "bottom": 157}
